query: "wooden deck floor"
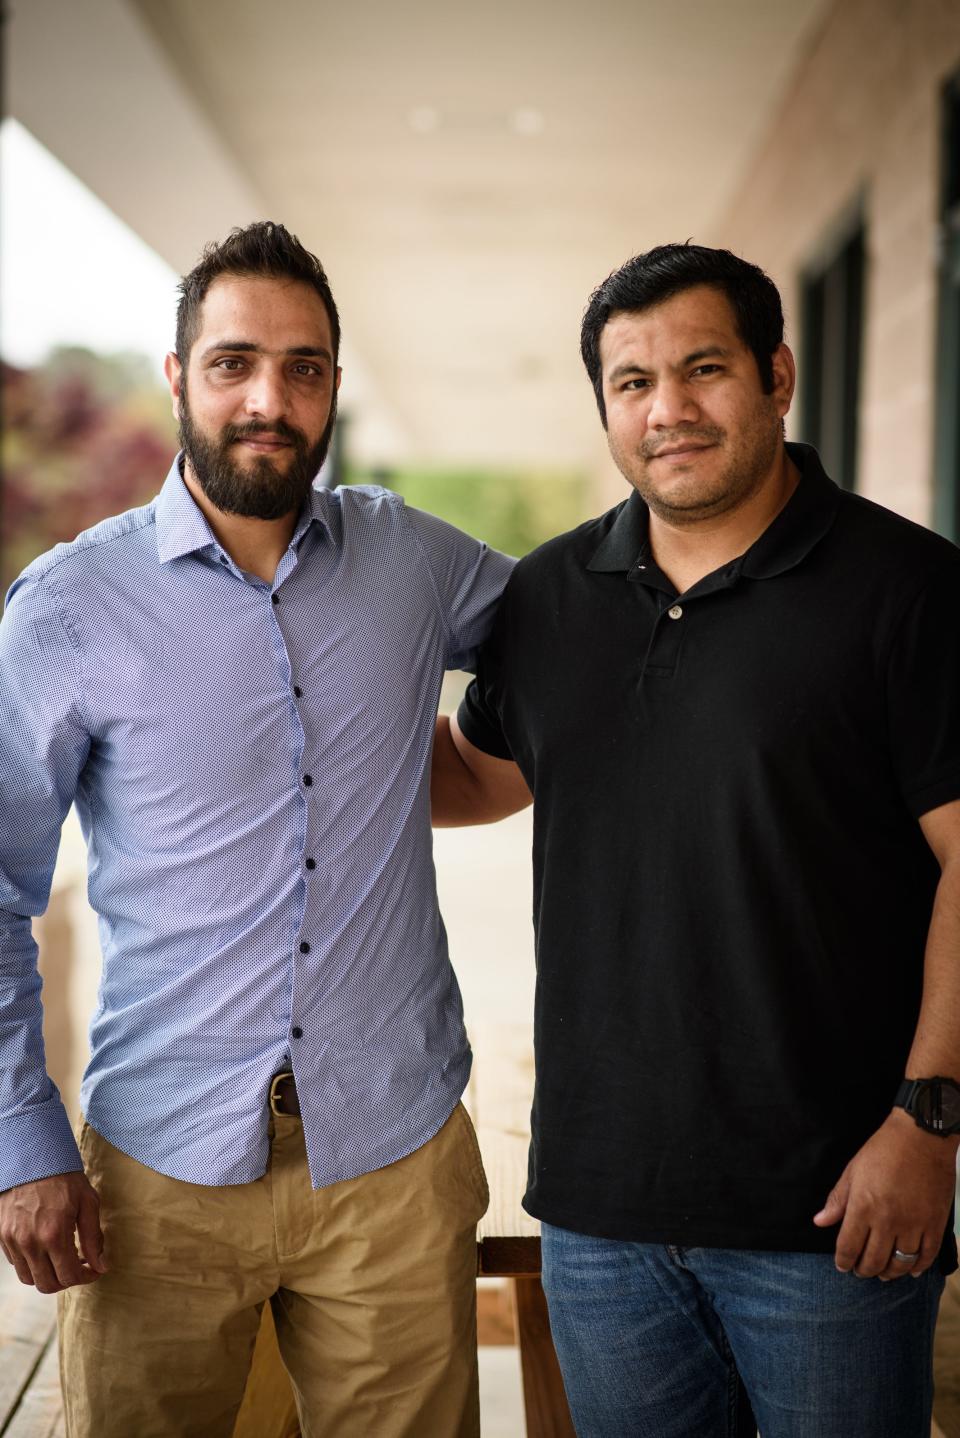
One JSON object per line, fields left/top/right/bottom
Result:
{"left": 0, "top": 1269, "right": 62, "bottom": 1438}
{"left": 2, "top": 1265, "right": 958, "bottom": 1436}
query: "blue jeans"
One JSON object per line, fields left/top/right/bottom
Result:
{"left": 541, "top": 1224, "right": 945, "bottom": 1438}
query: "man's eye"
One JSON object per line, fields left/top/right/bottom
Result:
{"left": 292, "top": 363, "right": 322, "bottom": 377}
{"left": 623, "top": 378, "right": 651, "bottom": 391}
{"left": 214, "top": 358, "right": 245, "bottom": 372}
{"left": 692, "top": 365, "right": 722, "bottom": 376}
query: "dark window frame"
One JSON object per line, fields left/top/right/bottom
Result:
{"left": 800, "top": 209, "right": 867, "bottom": 493}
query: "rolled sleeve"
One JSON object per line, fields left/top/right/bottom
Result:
{"left": 0, "top": 575, "right": 89, "bottom": 1189}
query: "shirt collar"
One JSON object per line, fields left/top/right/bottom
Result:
{"left": 155, "top": 454, "right": 334, "bottom": 565}
{"left": 586, "top": 442, "right": 840, "bottom": 579}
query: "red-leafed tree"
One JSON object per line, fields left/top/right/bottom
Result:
{"left": 1, "top": 349, "right": 177, "bottom": 591}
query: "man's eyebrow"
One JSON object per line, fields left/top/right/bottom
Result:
{"left": 606, "top": 346, "right": 732, "bottom": 384}
{"left": 683, "top": 346, "right": 731, "bottom": 365}
{"left": 200, "top": 340, "right": 333, "bottom": 362}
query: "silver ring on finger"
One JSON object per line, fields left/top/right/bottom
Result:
{"left": 892, "top": 1248, "right": 920, "bottom": 1263}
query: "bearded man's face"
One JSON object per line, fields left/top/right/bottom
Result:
{"left": 170, "top": 274, "right": 340, "bottom": 520}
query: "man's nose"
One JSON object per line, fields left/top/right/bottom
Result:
{"left": 243, "top": 367, "right": 289, "bottom": 420}
{"left": 646, "top": 379, "right": 700, "bottom": 428}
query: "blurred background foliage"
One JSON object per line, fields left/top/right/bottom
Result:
{"left": 2, "top": 351, "right": 589, "bottom": 593}
{"left": 345, "top": 464, "right": 587, "bottom": 558}
{"left": 2, "top": 349, "right": 175, "bottom": 590}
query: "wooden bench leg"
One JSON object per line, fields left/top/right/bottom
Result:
{"left": 511, "top": 1275, "right": 576, "bottom": 1438}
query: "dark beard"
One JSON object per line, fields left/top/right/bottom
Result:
{"left": 178, "top": 390, "right": 337, "bottom": 520}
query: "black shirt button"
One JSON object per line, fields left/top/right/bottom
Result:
{"left": 294, "top": 686, "right": 303, "bottom": 698}
{"left": 305, "top": 858, "right": 316, "bottom": 870}
{"left": 291, "top": 1026, "right": 303, "bottom": 1039}
{"left": 300, "top": 941, "right": 311, "bottom": 954}
{"left": 303, "top": 774, "right": 313, "bottom": 786}
{"left": 271, "top": 594, "right": 280, "bottom": 605}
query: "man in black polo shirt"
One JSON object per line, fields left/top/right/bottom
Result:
{"left": 432, "top": 244, "right": 960, "bottom": 1437}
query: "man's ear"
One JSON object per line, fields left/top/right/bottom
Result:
{"left": 164, "top": 352, "right": 183, "bottom": 422}
{"left": 770, "top": 342, "right": 796, "bottom": 420}
{"left": 335, "top": 365, "right": 342, "bottom": 393}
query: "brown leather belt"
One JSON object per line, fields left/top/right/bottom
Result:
{"left": 269, "top": 1071, "right": 300, "bottom": 1118}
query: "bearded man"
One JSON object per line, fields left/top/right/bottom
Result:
{"left": 0, "top": 221, "right": 512, "bottom": 1438}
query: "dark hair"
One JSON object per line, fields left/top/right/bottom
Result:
{"left": 175, "top": 221, "right": 341, "bottom": 364}
{"left": 580, "top": 243, "right": 784, "bottom": 426}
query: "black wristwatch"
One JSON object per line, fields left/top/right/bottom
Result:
{"left": 894, "top": 1076, "right": 960, "bottom": 1136}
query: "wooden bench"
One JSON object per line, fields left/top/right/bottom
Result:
{"left": 464, "top": 1021, "right": 575, "bottom": 1437}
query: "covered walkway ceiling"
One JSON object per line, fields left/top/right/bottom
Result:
{"left": 10, "top": 0, "right": 830, "bottom": 469}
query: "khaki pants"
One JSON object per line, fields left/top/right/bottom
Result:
{"left": 59, "top": 1104, "right": 488, "bottom": 1438}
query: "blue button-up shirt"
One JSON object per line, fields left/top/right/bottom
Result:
{"left": 0, "top": 460, "right": 514, "bottom": 1192}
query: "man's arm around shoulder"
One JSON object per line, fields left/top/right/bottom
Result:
{"left": 431, "top": 715, "right": 531, "bottom": 827}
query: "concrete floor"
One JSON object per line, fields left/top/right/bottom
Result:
{"left": 478, "top": 1344, "right": 527, "bottom": 1437}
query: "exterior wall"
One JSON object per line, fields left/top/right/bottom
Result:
{"left": 712, "top": 0, "right": 960, "bottom": 523}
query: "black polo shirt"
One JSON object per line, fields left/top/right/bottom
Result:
{"left": 459, "top": 444, "right": 960, "bottom": 1261}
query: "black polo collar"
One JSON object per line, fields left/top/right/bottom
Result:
{"left": 586, "top": 442, "right": 841, "bottom": 582}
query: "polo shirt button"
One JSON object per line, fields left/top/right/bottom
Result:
{"left": 305, "top": 858, "right": 316, "bottom": 870}
{"left": 300, "top": 941, "right": 311, "bottom": 954}
{"left": 271, "top": 594, "right": 280, "bottom": 605}
{"left": 291, "top": 1026, "right": 303, "bottom": 1039}
{"left": 668, "top": 605, "right": 683, "bottom": 620}
{"left": 303, "top": 774, "right": 313, "bottom": 786}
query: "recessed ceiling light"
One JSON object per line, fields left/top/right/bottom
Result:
{"left": 511, "top": 107, "right": 545, "bottom": 137}
{"left": 408, "top": 106, "right": 441, "bottom": 134}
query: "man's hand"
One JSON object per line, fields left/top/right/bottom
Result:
{"left": 0, "top": 1172, "right": 106, "bottom": 1293}
{"left": 813, "top": 1108, "right": 958, "bottom": 1280}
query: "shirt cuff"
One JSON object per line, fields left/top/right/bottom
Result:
{"left": 0, "top": 1096, "right": 83, "bottom": 1192}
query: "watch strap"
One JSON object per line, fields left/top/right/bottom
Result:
{"left": 894, "top": 1075, "right": 960, "bottom": 1135}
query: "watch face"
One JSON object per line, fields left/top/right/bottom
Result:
{"left": 914, "top": 1079, "right": 960, "bottom": 1132}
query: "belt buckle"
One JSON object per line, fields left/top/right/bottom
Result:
{"left": 269, "top": 1070, "right": 295, "bottom": 1117}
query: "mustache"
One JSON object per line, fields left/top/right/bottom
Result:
{"left": 221, "top": 419, "right": 308, "bottom": 448}
{"left": 640, "top": 426, "right": 724, "bottom": 459}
